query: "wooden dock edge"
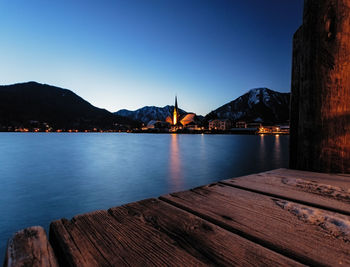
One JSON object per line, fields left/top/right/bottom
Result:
{"left": 4, "top": 168, "right": 350, "bottom": 266}
{"left": 3, "top": 226, "right": 59, "bottom": 267}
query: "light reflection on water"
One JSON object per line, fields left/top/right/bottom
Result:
{"left": 273, "top": 134, "right": 282, "bottom": 166}
{"left": 0, "top": 133, "right": 289, "bottom": 262}
{"left": 259, "top": 134, "right": 266, "bottom": 167}
{"left": 169, "top": 134, "right": 183, "bottom": 191}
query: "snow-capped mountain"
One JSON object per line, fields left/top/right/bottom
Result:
{"left": 115, "top": 105, "right": 187, "bottom": 124}
{"left": 206, "top": 88, "right": 290, "bottom": 123}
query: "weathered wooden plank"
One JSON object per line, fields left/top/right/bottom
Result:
{"left": 266, "top": 169, "right": 350, "bottom": 183}
{"left": 221, "top": 168, "right": 350, "bottom": 215}
{"left": 4, "top": 226, "right": 58, "bottom": 267}
{"left": 50, "top": 218, "right": 106, "bottom": 267}
{"left": 108, "top": 198, "right": 304, "bottom": 267}
{"left": 262, "top": 168, "right": 350, "bottom": 189}
{"left": 49, "top": 197, "right": 303, "bottom": 267}
{"left": 160, "top": 183, "right": 350, "bottom": 266}
{"left": 50, "top": 202, "right": 207, "bottom": 266}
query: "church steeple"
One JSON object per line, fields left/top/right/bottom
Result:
{"left": 173, "top": 95, "right": 178, "bottom": 125}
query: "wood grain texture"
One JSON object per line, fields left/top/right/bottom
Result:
{"left": 222, "top": 168, "right": 350, "bottom": 215}
{"left": 4, "top": 226, "right": 58, "bottom": 267}
{"left": 50, "top": 197, "right": 303, "bottom": 267}
{"left": 161, "top": 183, "right": 350, "bottom": 266}
{"left": 109, "top": 198, "right": 304, "bottom": 267}
{"left": 290, "top": 0, "right": 350, "bottom": 173}
{"left": 50, "top": 203, "right": 206, "bottom": 266}
{"left": 7, "top": 169, "right": 350, "bottom": 266}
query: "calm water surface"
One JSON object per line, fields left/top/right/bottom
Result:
{"left": 0, "top": 133, "right": 289, "bottom": 261}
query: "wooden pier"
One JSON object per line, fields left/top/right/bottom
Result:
{"left": 4, "top": 168, "right": 350, "bottom": 266}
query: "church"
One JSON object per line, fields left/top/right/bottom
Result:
{"left": 165, "top": 96, "right": 198, "bottom": 131}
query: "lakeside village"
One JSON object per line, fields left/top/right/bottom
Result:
{"left": 9, "top": 97, "right": 289, "bottom": 135}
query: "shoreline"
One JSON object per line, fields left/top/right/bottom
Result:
{"left": 0, "top": 130, "right": 289, "bottom": 135}
{"left": 0, "top": 132, "right": 289, "bottom": 135}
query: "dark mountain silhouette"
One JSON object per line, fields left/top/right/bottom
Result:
{"left": 0, "top": 82, "right": 138, "bottom": 130}
{"left": 206, "top": 88, "right": 290, "bottom": 124}
{"left": 115, "top": 105, "right": 187, "bottom": 124}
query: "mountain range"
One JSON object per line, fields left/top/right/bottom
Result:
{"left": 115, "top": 106, "right": 187, "bottom": 124}
{"left": 116, "top": 88, "right": 290, "bottom": 125}
{"left": 0, "top": 82, "right": 138, "bottom": 130}
{"left": 0, "top": 82, "right": 290, "bottom": 130}
{"left": 205, "top": 88, "right": 290, "bottom": 124}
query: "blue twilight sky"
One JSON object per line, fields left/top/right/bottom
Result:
{"left": 0, "top": 0, "right": 304, "bottom": 115}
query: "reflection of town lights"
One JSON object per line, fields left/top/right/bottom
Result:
{"left": 276, "top": 134, "right": 280, "bottom": 137}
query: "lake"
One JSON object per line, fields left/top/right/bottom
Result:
{"left": 0, "top": 133, "right": 289, "bottom": 262}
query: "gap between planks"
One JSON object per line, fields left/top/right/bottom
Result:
{"left": 220, "top": 168, "right": 350, "bottom": 216}
{"left": 156, "top": 196, "right": 314, "bottom": 267}
{"left": 218, "top": 181, "right": 350, "bottom": 216}
{"left": 49, "top": 197, "right": 304, "bottom": 267}
{"left": 159, "top": 182, "right": 350, "bottom": 267}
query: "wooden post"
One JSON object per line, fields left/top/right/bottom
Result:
{"left": 4, "top": 226, "right": 59, "bottom": 267}
{"left": 290, "top": 0, "right": 350, "bottom": 173}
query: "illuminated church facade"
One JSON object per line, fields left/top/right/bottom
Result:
{"left": 165, "top": 96, "right": 198, "bottom": 131}
{"left": 173, "top": 96, "right": 179, "bottom": 125}
{"left": 145, "top": 96, "right": 201, "bottom": 131}
{"left": 165, "top": 96, "right": 181, "bottom": 130}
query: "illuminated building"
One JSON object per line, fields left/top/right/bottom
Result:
{"left": 163, "top": 95, "right": 201, "bottom": 131}
{"left": 173, "top": 96, "right": 179, "bottom": 126}
{"left": 165, "top": 96, "right": 183, "bottom": 131}
{"left": 208, "top": 119, "right": 232, "bottom": 131}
